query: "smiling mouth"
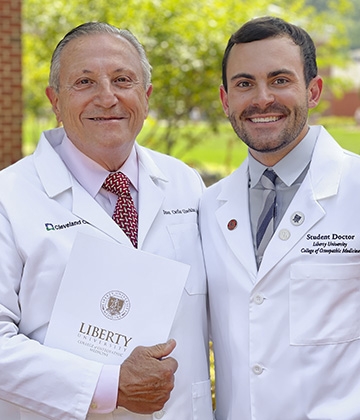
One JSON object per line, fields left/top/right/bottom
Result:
{"left": 90, "top": 117, "right": 124, "bottom": 121}
{"left": 249, "top": 116, "right": 282, "bottom": 123}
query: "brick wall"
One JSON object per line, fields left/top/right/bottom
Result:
{"left": 0, "top": 0, "right": 22, "bottom": 169}
{"left": 327, "top": 91, "right": 360, "bottom": 117}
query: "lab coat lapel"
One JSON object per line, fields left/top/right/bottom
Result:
{"left": 71, "top": 180, "right": 132, "bottom": 245}
{"left": 216, "top": 162, "right": 258, "bottom": 280}
{"left": 257, "top": 127, "right": 344, "bottom": 279}
{"left": 136, "top": 145, "right": 167, "bottom": 249}
{"left": 33, "top": 131, "right": 73, "bottom": 198}
{"left": 34, "top": 131, "right": 132, "bottom": 246}
{"left": 257, "top": 177, "right": 326, "bottom": 278}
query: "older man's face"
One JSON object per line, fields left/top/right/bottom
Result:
{"left": 46, "top": 33, "right": 152, "bottom": 170}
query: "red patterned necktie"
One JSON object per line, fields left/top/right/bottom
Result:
{"left": 102, "top": 172, "right": 138, "bottom": 248}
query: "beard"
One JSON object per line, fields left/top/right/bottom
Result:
{"left": 228, "top": 102, "right": 309, "bottom": 155}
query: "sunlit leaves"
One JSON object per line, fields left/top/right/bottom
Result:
{"left": 23, "top": 0, "right": 353, "bottom": 153}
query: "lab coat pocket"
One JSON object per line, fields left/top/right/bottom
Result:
{"left": 290, "top": 263, "right": 360, "bottom": 345}
{"left": 192, "top": 380, "right": 213, "bottom": 420}
{"left": 167, "top": 223, "right": 206, "bottom": 295}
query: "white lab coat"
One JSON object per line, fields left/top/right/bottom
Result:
{"left": 0, "top": 127, "right": 212, "bottom": 420}
{"left": 200, "top": 126, "right": 360, "bottom": 420}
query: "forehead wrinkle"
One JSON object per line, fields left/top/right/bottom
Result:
{"left": 77, "top": 67, "right": 135, "bottom": 74}
{"left": 68, "top": 66, "right": 139, "bottom": 81}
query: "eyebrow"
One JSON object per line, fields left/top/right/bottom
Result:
{"left": 230, "top": 72, "right": 254, "bottom": 82}
{"left": 230, "top": 68, "right": 296, "bottom": 82}
{"left": 269, "top": 69, "right": 296, "bottom": 78}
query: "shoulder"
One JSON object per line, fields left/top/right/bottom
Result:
{"left": 315, "top": 125, "right": 360, "bottom": 168}
{"left": 136, "top": 144, "right": 204, "bottom": 186}
{"left": 202, "top": 163, "right": 246, "bottom": 201}
{"left": 137, "top": 144, "right": 194, "bottom": 170}
{"left": 0, "top": 154, "right": 35, "bottom": 186}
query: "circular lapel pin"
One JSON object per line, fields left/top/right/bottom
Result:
{"left": 291, "top": 212, "right": 305, "bottom": 226}
{"left": 227, "top": 219, "right": 237, "bottom": 230}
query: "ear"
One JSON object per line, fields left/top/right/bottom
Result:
{"left": 307, "top": 75, "right": 323, "bottom": 109}
{"left": 220, "top": 85, "right": 230, "bottom": 117}
{"left": 45, "top": 86, "right": 62, "bottom": 124}
{"left": 144, "top": 84, "right": 153, "bottom": 117}
{"left": 146, "top": 84, "right": 153, "bottom": 99}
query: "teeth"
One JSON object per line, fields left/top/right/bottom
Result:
{"left": 251, "top": 116, "right": 280, "bottom": 123}
{"left": 93, "top": 117, "right": 116, "bottom": 120}
{"left": 91, "top": 117, "right": 123, "bottom": 121}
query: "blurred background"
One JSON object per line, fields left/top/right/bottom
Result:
{"left": 1, "top": 0, "right": 359, "bottom": 408}
{"left": 1, "top": 0, "right": 360, "bottom": 181}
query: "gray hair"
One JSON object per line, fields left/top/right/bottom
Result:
{"left": 48, "top": 22, "right": 152, "bottom": 91}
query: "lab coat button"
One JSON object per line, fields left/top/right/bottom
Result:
{"left": 154, "top": 410, "right": 165, "bottom": 419}
{"left": 252, "top": 364, "right": 264, "bottom": 375}
{"left": 254, "top": 294, "right": 264, "bottom": 305}
{"left": 279, "top": 229, "right": 291, "bottom": 241}
{"left": 90, "top": 402, "right": 98, "bottom": 410}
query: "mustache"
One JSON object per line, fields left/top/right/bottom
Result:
{"left": 241, "top": 104, "right": 290, "bottom": 118}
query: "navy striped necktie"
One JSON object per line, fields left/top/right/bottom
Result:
{"left": 256, "top": 169, "right": 277, "bottom": 260}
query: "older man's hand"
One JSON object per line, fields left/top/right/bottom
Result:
{"left": 117, "top": 339, "right": 178, "bottom": 414}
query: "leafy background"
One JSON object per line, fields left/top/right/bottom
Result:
{"left": 22, "top": 0, "right": 359, "bottom": 158}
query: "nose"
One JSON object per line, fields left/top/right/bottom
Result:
{"left": 93, "top": 81, "right": 118, "bottom": 108}
{"left": 252, "top": 85, "right": 275, "bottom": 109}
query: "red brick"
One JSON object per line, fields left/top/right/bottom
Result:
{"left": 0, "top": 0, "right": 22, "bottom": 169}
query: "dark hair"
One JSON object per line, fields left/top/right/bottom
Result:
{"left": 222, "top": 16, "right": 318, "bottom": 91}
{"left": 49, "top": 22, "right": 152, "bottom": 91}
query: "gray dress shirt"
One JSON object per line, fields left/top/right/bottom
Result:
{"left": 248, "top": 125, "right": 321, "bottom": 264}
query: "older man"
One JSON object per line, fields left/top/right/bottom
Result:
{"left": 0, "top": 22, "right": 212, "bottom": 420}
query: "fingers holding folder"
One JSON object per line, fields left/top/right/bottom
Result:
{"left": 117, "top": 339, "right": 178, "bottom": 414}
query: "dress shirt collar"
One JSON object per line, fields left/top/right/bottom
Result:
{"left": 248, "top": 125, "right": 320, "bottom": 188}
{"left": 55, "top": 133, "right": 139, "bottom": 197}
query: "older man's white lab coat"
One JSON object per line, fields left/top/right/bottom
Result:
{"left": 0, "top": 127, "right": 212, "bottom": 420}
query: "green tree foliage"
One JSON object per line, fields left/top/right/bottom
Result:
{"left": 347, "top": 1, "right": 360, "bottom": 50}
{"left": 306, "top": 0, "right": 360, "bottom": 50}
{"left": 22, "top": 0, "right": 353, "bottom": 155}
